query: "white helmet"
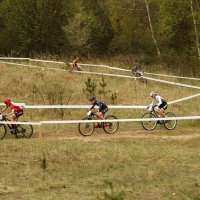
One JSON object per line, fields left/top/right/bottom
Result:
{"left": 150, "top": 91, "right": 157, "bottom": 97}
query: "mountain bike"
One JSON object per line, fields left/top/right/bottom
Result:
{"left": 141, "top": 106, "right": 177, "bottom": 131}
{"left": 0, "top": 115, "right": 33, "bottom": 140}
{"left": 78, "top": 110, "right": 119, "bottom": 136}
{"left": 132, "top": 70, "right": 147, "bottom": 84}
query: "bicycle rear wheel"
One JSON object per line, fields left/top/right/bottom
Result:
{"left": 103, "top": 115, "right": 119, "bottom": 134}
{"left": 78, "top": 118, "right": 95, "bottom": 136}
{"left": 141, "top": 113, "right": 157, "bottom": 131}
{"left": 0, "top": 124, "right": 7, "bottom": 140}
{"left": 164, "top": 112, "right": 177, "bottom": 130}
{"left": 16, "top": 124, "right": 33, "bottom": 138}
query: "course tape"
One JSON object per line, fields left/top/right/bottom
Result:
{"left": 0, "top": 103, "right": 25, "bottom": 106}
{"left": 145, "top": 72, "right": 200, "bottom": 81}
{"left": 74, "top": 70, "right": 138, "bottom": 80}
{"left": 1, "top": 57, "right": 199, "bottom": 81}
{"left": 0, "top": 57, "right": 29, "bottom": 60}
{"left": 25, "top": 105, "right": 146, "bottom": 109}
{"left": 0, "top": 61, "right": 43, "bottom": 69}
{"left": 1, "top": 60, "right": 200, "bottom": 107}
{"left": 1, "top": 59, "right": 199, "bottom": 90}
{"left": 0, "top": 115, "right": 199, "bottom": 126}
{"left": 29, "top": 58, "right": 65, "bottom": 65}
{"left": 143, "top": 75, "right": 200, "bottom": 90}
{"left": 168, "top": 93, "right": 200, "bottom": 104}
{"left": 75, "top": 70, "right": 200, "bottom": 90}
{"left": 78, "top": 63, "right": 200, "bottom": 81}
{"left": 78, "top": 63, "right": 130, "bottom": 72}
{"left": 41, "top": 115, "right": 200, "bottom": 124}
{"left": 0, "top": 115, "right": 200, "bottom": 126}
{"left": 0, "top": 121, "right": 41, "bottom": 125}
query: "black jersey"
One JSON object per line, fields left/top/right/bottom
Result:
{"left": 90, "top": 100, "right": 108, "bottom": 110}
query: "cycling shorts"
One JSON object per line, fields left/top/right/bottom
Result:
{"left": 14, "top": 110, "right": 23, "bottom": 117}
{"left": 158, "top": 102, "right": 168, "bottom": 110}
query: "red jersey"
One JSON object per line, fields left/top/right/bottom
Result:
{"left": 9, "top": 102, "right": 23, "bottom": 111}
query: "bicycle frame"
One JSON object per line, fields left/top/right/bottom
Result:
{"left": 0, "top": 114, "right": 33, "bottom": 139}
{"left": 0, "top": 115, "right": 17, "bottom": 130}
{"left": 78, "top": 111, "right": 119, "bottom": 136}
{"left": 142, "top": 106, "right": 177, "bottom": 131}
{"left": 150, "top": 107, "right": 162, "bottom": 118}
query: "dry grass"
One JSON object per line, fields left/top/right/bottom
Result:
{"left": 0, "top": 61, "right": 200, "bottom": 199}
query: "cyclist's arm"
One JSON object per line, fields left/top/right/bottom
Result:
{"left": 1, "top": 106, "right": 8, "bottom": 113}
{"left": 90, "top": 104, "right": 95, "bottom": 110}
{"left": 149, "top": 100, "right": 154, "bottom": 107}
{"left": 4, "top": 109, "right": 15, "bottom": 116}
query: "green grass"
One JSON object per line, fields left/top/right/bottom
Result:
{"left": 0, "top": 138, "right": 200, "bottom": 199}
{"left": 0, "top": 60, "right": 200, "bottom": 199}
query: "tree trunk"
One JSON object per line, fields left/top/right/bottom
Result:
{"left": 189, "top": 0, "right": 200, "bottom": 61}
{"left": 144, "top": 0, "right": 162, "bottom": 60}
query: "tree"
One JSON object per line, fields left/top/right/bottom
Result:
{"left": 0, "top": 0, "right": 72, "bottom": 55}
{"left": 80, "top": 0, "right": 114, "bottom": 55}
{"left": 83, "top": 77, "right": 97, "bottom": 97}
{"left": 189, "top": 0, "right": 200, "bottom": 60}
{"left": 144, "top": 0, "right": 162, "bottom": 60}
{"left": 98, "top": 76, "right": 111, "bottom": 98}
{"left": 156, "top": 0, "right": 192, "bottom": 54}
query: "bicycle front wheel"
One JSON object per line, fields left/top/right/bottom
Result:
{"left": 0, "top": 124, "right": 7, "bottom": 140}
{"left": 141, "top": 113, "right": 157, "bottom": 131}
{"left": 103, "top": 115, "right": 119, "bottom": 134}
{"left": 16, "top": 124, "right": 33, "bottom": 138}
{"left": 78, "top": 118, "right": 95, "bottom": 136}
{"left": 164, "top": 112, "right": 177, "bottom": 130}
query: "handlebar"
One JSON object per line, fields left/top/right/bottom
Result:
{"left": 147, "top": 105, "right": 157, "bottom": 112}
{"left": 87, "top": 110, "right": 95, "bottom": 116}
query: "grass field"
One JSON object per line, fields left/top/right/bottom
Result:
{"left": 0, "top": 60, "right": 200, "bottom": 199}
{"left": 0, "top": 134, "right": 200, "bottom": 200}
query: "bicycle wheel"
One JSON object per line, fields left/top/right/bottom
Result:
{"left": 103, "top": 115, "right": 119, "bottom": 134}
{"left": 141, "top": 113, "right": 157, "bottom": 131}
{"left": 78, "top": 118, "right": 95, "bottom": 136}
{"left": 164, "top": 112, "right": 177, "bottom": 130}
{"left": 0, "top": 124, "right": 7, "bottom": 140}
{"left": 16, "top": 124, "right": 33, "bottom": 138}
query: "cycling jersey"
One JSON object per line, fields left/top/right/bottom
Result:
{"left": 150, "top": 95, "right": 167, "bottom": 109}
{"left": 90, "top": 100, "right": 108, "bottom": 113}
{"left": 9, "top": 102, "right": 23, "bottom": 112}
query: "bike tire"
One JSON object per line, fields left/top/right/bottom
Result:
{"left": 141, "top": 113, "right": 157, "bottom": 131}
{"left": 15, "top": 123, "right": 33, "bottom": 138}
{"left": 103, "top": 115, "right": 119, "bottom": 134}
{"left": 78, "top": 118, "right": 95, "bottom": 136}
{"left": 0, "top": 124, "right": 7, "bottom": 140}
{"left": 164, "top": 112, "right": 177, "bottom": 130}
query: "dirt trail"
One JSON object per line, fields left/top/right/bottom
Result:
{"left": 40, "top": 128, "right": 200, "bottom": 142}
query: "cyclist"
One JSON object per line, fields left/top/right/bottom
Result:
{"left": 72, "top": 57, "right": 81, "bottom": 71}
{"left": 89, "top": 96, "right": 108, "bottom": 128}
{"left": 131, "top": 63, "right": 144, "bottom": 77}
{"left": 149, "top": 91, "right": 168, "bottom": 120}
{"left": 0, "top": 98, "right": 23, "bottom": 130}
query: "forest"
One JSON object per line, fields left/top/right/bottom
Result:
{"left": 0, "top": 0, "right": 199, "bottom": 70}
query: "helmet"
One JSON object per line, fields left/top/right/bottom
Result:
{"left": 4, "top": 98, "right": 11, "bottom": 105}
{"left": 89, "top": 96, "right": 96, "bottom": 101}
{"left": 150, "top": 91, "right": 157, "bottom": 97}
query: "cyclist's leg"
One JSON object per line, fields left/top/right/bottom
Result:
{"left": 11, "top": 110, "right": 23, "bottom": 129}
{"left": 5, "top": 113, "right": 16, "bottom": 129}
{"left": 98, "top": 108, "right": 109, "bottom": 126}
{"left": 158, "top": 104, "right": 168, "bottom": 117}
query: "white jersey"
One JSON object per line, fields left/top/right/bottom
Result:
{"left": 150, "top": 95, "right": 166, "bottom": 107}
